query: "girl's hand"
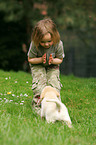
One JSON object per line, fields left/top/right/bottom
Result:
{"left": 49, "top": 54, "right": 53, "bottom": 65}
{"left": 42, "top": 53, "right": 46, "bottom": 64}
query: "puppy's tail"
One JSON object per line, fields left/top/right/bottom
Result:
{"left": 46, "top": 99, "right": 62, "bottom": 108}
{"left": 46, "top": 99, "right": 72, "bottom": 127}
{"left": 46, "top": 99, "right": 68, "bottom": 112}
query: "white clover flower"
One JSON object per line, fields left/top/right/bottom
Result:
{"left": 15, "top": 81, "right": 18, "bottom": 83}
{"left": 10, "top": 100, "right": 13, "bottom": 102}
{"left": 20, "top": 93, "right": 23, "bottom": 96}
{"left": 26, "top": 81, "right": 28, "bottom": 83}
{"left": 9, "top": 77, "right": 11, "bottom": 79}
{"left": 20, "top": 103, "right": 23, "bottom": 105}
{"left": 5, "top": 99, "right": 9, "bottom": 103}
{"left": 17, "top": 96, "right": 19, "bottom": 97}
{"left": 4, "top": 98, "right": 6, "bottom": 100}
{"left": 12, "top": 94, "right": 15, "bottom": 97}
{"left": 0, "top": 98, "right": 2, "bottom": 100}
{"left": 0, "top": 93, "right": 3, "bottom": 96}
{"left": 24, "top": 94, "right": 28, "bottom": 97}
{"left": 21, "top": 101, "right": 24, "bottom": 102}
{"left": 5, "top": 78, "right": 8, "bottom": 80}
{"left": 15, "top": 102, "right": 18, "bottom": 105}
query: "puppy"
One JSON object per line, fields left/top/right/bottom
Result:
{"left": 40, "top": 86, "right": 72, "bottom": 128}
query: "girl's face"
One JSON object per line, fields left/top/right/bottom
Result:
{"left": 40, "top": 33, "right": 53, "bottom": 48}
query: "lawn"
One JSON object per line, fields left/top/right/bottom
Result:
{"left": 0, "top": 70, "right": 96, "bottom": 145}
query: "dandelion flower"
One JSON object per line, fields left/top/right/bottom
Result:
{"left": 7, "top": 92, "right": 11, "bottom": 95}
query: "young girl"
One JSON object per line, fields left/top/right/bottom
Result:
{"left": 28, "top": 18, "right": 65, "bottom": 107}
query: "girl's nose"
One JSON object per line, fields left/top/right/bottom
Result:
{"left": 45, "top": 42, "right": 49, "bottom": 46}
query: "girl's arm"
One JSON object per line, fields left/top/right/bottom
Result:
{"left": 28, "top": 57, "right": 42, "bottom": 64}
{"left": 28, "top": 53, "right": 46, "bottom": 64}
{"left": 51, "top": 58, "right": 63, "bottom": 65}
{"left": 49, "top": 54, "right": 63, "bottom": 65}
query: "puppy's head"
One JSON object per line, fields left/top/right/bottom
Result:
{"left": 40, "top": 86, "right": 60, "bottom": 100}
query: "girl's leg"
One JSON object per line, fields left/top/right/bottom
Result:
{"left": 46, "top": 66, "right": 62, "bottom": 99}
{"left": 30, "top": 65, "right": 47, "bottom": 105}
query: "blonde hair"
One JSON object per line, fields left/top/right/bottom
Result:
{"left": 31, "top": 18, "right": 60, "bottom": 48}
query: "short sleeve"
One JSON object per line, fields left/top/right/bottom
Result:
{"left": 55, "top": 40, "right": 65, "bottom": 59}
{"left": 27, "top": 42, "right": 37, "bottom": 58}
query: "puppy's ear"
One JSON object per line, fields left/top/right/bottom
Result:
{"left": 37, "top": 98, "right": 42, "bottom": 106}
{"left": 54, "top": 89, "right": 60, "bottom": 98}
{"left": 40, "top": 86, "right": 52, "bottom": 99}
{"left": 40, "top": 91, "right": 45, "bottom": 99}
{"left": 40, "top": 86, "right": 60, "bottom": 99}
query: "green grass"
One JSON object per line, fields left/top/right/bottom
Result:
{"left": 0, "top": 70, "right": 96, "bottom": 145}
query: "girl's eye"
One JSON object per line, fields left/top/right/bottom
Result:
{"left": 41, "top": 41, "right": 44, "bottom": 43}
{"left": 41, "top": 40, "right": 51, "bottom": 43}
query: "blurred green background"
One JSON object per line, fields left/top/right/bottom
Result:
{"left": 0, "top": 0, "right": 96, "bottom": 77}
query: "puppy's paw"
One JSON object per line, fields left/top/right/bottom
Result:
{"left": 67, "top": 121, "right": 72, "bottom": 128}
{"left": 68, "top": 124, "right": 72, "bottom": 128}
{"left": 47, "top": 119, "right": 55, "bottom": 124}
{"left": 41, "top": 116, "right": 44, "bottom": 120}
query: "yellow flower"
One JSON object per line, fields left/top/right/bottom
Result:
{"left": 7, "top": 92, "right": 11, "bottom": 94}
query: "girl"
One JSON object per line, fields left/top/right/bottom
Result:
{"left": 28, "top": 18, "right": 65, "bottom": 107}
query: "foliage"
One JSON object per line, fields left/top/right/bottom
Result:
{"left": 45, "top": 0, "right": 96, "bottom": 30}
{"left": 0, "top": 0, "right": 96, "bottom": 76}
{"left": 0, "top": 70, "right": 96, "bottom": 145}
{"left": 0, "top": 12, "right": 27, "bottom": 71}
{"left": 0, "top": 0, "right": 96, "bottom": 30}
{"left": 0, "top": 0, "right": 23, "bottom": 22}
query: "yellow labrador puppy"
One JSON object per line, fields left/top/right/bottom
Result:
{"left": 40, "top": 86, "right": 72, "bottom": 128}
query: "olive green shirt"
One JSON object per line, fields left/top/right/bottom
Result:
{"left": 28, "top": 40, "right": 65, "bottom": 66}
